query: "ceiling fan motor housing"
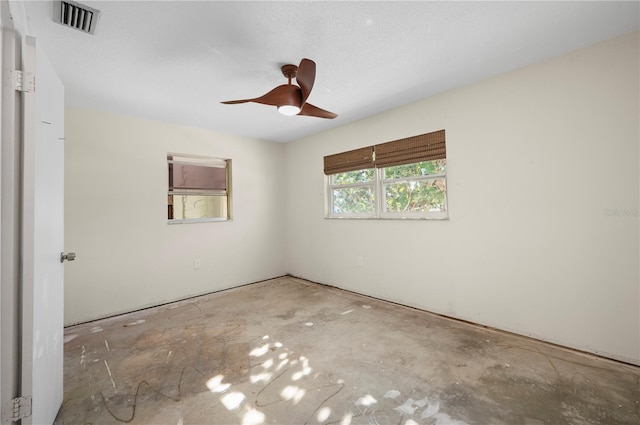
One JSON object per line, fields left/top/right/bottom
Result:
{"left": 281, "top": 64, "right": 298, "bottom": 80}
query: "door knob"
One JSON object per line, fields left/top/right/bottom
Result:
{"left": 60, "top": 252, "right": 76, "bottom": 263}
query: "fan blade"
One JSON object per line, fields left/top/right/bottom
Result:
{"left": 221, "top": 99, "right": 253, "bottom": 104}
{"left": 254, "top": 84, "right": 301, "bottom": 107}
{"left": 298, "top": 102, "right": 337, "bottom": 119}
{"left": 296, "top": 58, "right": 316, "bottom": 104}
{"left": 221, "top": 84, "right": 302, "bottom": 107}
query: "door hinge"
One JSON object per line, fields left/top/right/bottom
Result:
{"left": 1, "top": 396, "right": 32, "bottom": 422}
{"left": 12, "top": 70, "right": 35, "bottom": 93}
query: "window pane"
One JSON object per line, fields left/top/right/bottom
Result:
{"left": 331, "top": 169, "right": 375, "bottom": 185}
{"left": 332, "top": 186, "right": 375, "bottom": 214}
{"left": 169, "top": 195, "right": 228, "bottom": 220}
{"left": 384, "top": 179, "right": 446, "bottom": 213}
{"left": 384, "top": 159, "right": 446, "bottom": 179}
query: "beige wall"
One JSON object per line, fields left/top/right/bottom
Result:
{"left": 65, "top": 32, "right": 639, "bottom": 365}
{"left": 284, "top": 32, "right": 640, "bottom": 364}
{"left": 64, "top": 109, "right": 286, "bottom": 324}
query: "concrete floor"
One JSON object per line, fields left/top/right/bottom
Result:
{"left": 55, "top": 277, "right": 639, "bottom": 425}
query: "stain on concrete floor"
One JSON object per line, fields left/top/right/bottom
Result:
{"left": 55, "top": 277, "right": 640, "bottom": 425}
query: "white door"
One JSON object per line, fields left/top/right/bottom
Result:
{"left": 20, "top": 35, "right": 66, "bottom": 425}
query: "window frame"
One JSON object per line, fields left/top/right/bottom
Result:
{"left": 167, "top": 153, "right": 232, "bottom": 224}
{"left": 326, "top": 164, "right": 448, "bottom": 220}
{"left": 327, "top": 169, "right": 378, "bottom": 218}
{"left": 378, "top": 167, "right": 448, "bottom": 219}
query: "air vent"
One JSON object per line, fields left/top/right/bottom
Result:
{"left": 53, "top": 1, "right": 100, "bottom": 34}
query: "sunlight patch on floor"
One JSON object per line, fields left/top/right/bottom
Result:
{"left": 277, "top": 384, "right": 305, "bottom": 404}
{"left": 221, "top": 392, "right": 245, "bottom": 410}
{"left": 206, "top": 375, "right": 231, "bottom": 393}
{"left": 250, "top": 372, "right": 273, "bottom": 383}
{"left": 242, "top": 408, "right": 265, "bottom": 425}
{"left": 355, "top": 394, "right": 377, "bottom": 407}
{"left": 250, "top": 344, "right": 270, "bottom": 357}
{"left": 317, "top": 406, "right": 332, "bottom": 422}
{"left": 340, "top": 412, "right": 353, "bottom": 425}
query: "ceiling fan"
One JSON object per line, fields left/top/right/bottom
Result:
{"left": 221, "top": 58, "right": 337, "bottom": 119}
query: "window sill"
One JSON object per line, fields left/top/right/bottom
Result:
{"left": 168, "top": 218, "right": 231, "bottom": 224}
{"left": 325, "top": 215, "right": 448, "bottom": 221}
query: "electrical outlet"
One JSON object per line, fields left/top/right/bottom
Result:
{"left": 194, "top": 258, "right": 201, "bottom": 270}
{"left": 357, "top": 256, "right": 364, "bottom": 267}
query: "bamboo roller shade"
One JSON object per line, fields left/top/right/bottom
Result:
{"left": 323, "top": 129, "right": 445, "bottom": 175}
{"left": 323, "top": 146, "right": 375, "bottom": 175}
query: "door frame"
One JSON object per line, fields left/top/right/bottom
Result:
{"left": 0, "top": 1, "right": 23, "bottom": 421}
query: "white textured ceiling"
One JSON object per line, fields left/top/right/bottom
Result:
{"left": 18, "top": 1, "right": 640, "bottom": 143}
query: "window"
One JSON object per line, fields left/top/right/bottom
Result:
{"left": 329, "top": 168, "right": 377, "bottom": 216}
{"left": 168, "top": 154, "right": 231, "bottom": 223}
{"left": 325, "top": 130, "right": 447, "bottom": 219}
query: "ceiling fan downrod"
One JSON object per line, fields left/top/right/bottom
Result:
{"left": 281, "top": 64, "right": 298, "bottom": 84}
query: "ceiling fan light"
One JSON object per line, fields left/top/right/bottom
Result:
{"left": 278, "top": 105, "right": 301, "bottom": 116}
